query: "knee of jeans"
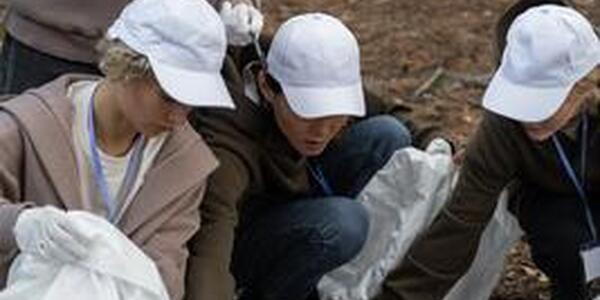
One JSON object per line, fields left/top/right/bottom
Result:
{"left": 319, "top": 198, "right": 370, "bottom": 264}
{"left": 366, "top": 115, "right": 412, "bottom": 156}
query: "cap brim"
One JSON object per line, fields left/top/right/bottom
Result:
{"left": 149, "top": 56, "right": 235, "bottom": 109}
{"left": 482, "top": 69, "right": 571, "bottom": 123}
{"left": 280, "top": 82, "right": 366, "bottom": 119}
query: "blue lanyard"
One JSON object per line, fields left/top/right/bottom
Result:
{"left": 88, "top": 94, "right": 144, "bottom": 222}
{"left": 552, "top": 113, "right": 596, "bottom": 241}
{"left": 307, "top": 160, "right": 334, "bottom": 197}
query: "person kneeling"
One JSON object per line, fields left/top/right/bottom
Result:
{"left": 377, "top": 4, "right": 600, "bottom": 300}
{"left": 186, "top": 13, "right": 412, "bottom": 300}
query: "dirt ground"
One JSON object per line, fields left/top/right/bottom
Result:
{"left": 260, "top": 1, "right": 599, "bottom": 299}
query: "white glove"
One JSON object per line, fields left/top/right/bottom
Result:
{"left": 425, "top": 137, "right": 453, "bottom": 155}
{"left": 220, "top": 1, "right": 264, "bottom": 46}
{"left": 13, "top": 206, "right": 91, "bottom": 262}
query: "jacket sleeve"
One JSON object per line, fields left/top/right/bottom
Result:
{"left": 140, "top": 183, "right": 206, "bottom": 300}
{"left": 377, "top": 113, "right": 520, "bottom": 300}
{"left": 0, "top": 110, "right": 33, "bottom": 287}
{"left": 0, "top": 111, "right": 30, "bottom": 253}
{"left": 185, "top": 148, "right": 250, "bottom": 300}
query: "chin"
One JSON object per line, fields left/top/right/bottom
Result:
{"left": 299, "top": 146, "right": 327, "bottom": 157}
{"left": 524, "top": 128, "right": 555, "bottom": 142}
{"left": 527, "top": 132, "right": 552, "bottom": 142}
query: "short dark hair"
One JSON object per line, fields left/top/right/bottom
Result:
{"left": 494, "top": 0, "right": 572, "bottom": 67}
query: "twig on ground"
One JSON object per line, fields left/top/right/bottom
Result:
{"left": 411, "top": 66, "right": 444, "bottom": 99}
{"left": 444, "top": 70, "right": 492, "bottom": 87}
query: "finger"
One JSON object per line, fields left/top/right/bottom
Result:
{"left": 220, "top": 2, "right": 235, "bottom": 25}
{"left": 221, "top": 1, "right": 232, "bottom": 13}
{"left": 248, "top": 9, "right": 264, "bottom": 34}
{"left": 57, "top": 218, "right": 91, "bottom": 246}
{"left": 233, "top": 4, "right": 250, "bottom": 32}
{"left": 47, "top": 221, "right": 88, "bottom": 261}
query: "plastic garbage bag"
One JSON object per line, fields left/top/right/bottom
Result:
{"left": 0, "top": 211, "right": 169, "bottom": 300}
{"left": 445, "top": 191, "right": 523, "bottom": 300}
{"left": 318, "top": 140, "right": 523, "bottom": 300}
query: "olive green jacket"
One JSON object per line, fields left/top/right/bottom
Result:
{"left": 376, "top": 102, "right": 600, "bottom": 300}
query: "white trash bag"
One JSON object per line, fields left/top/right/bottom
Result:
{"left": 318, "top": 139, "right": 523, "bottom": 300}
{"left": 0, "top": 211, "right": 169, "bottom": 300}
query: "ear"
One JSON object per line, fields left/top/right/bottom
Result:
{"left": 257, "top": 70, "right": 275, "bottom": 105}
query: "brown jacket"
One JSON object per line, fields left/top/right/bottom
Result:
{"left": 0, "top": 75, "right": 218, "bottom": 300}
{"left": 184, "top": 57, "right": 445, "bottom": 299}
{"left": 4, "top": 0, "right": 223, "bottom": 63}
{"left": 186, "top": 81, "right": 312, "bottom": 300}
{"left": 376, "top": 103, "right": 600, "bottom": 300}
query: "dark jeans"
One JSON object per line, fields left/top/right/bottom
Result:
{"left": 0, "top": 34, "right": 100, "bottom": 94}
{"left": 518, "top": 191, "right": 600, "bottom": 300}
{"left": 232, "top": 115, "right": 412, "bottom": 300}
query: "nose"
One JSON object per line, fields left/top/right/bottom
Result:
{"left": 308, "top": 119, "right": 339, "bottom": 141}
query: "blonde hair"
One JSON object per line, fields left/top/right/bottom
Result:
{"left": 97, "top": 38, "right": 153, "bottom": 81}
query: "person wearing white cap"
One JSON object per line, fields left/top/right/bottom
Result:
{"left": 0, "top": 0, "right": 263, "bottom": 94}
{"left": 377, "top": 4, "right": 600, "bottom": 300}
{"left": 0, "top": 0, "right": 234, "bottom": 299}
{"left": 493, "top": 0, "right": 574, "bottom": 65}
{"left": 186, "top": 13, "right": 413, "bottom": 300}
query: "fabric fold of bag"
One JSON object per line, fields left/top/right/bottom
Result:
{"left": 318, "top": 141, "right": 523, "bottom": 300}
{"left": 0, "top": 211, "right": 169, "bottom": 300}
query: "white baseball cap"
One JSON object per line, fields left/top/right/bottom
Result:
{"left": 266, "top": 13, "right": 365, "bottom": 119}
{"left": 482, "top": 5, "right": 600, "bottom": 122}
{"left": 107, "top": 0, "right": 234, "bottom": 108}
